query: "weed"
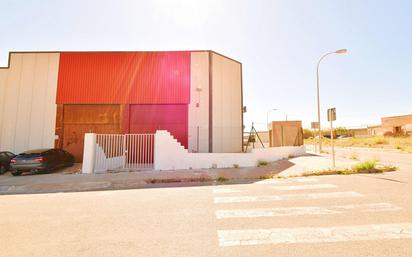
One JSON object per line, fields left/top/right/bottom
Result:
{"left": 258, "top": 174, "right": 274, "bottom": 179}
{"left": 349, "top": 154, "right": 359, "bottom": 160}
{"left": 352, "top": 160, "right": 378, "bottom": 172}
{"left": 303, "top": 161, "right": 398, "bottom": 177}
{"left": 233, "top": 164, "right": 240, "bottom": 168}
{"left": 257, "top": 160, "right": 269, "bottom": 166}
{"left": 374, "top": 138, "right": 389, "bottom": 145}
{"left": 377, "top": 164, "right": 398, "bottom": 172}
{"left": 288, "top": 154, "right": 295, "bottom": 159}
{"left": 216, "top": 176, "right": 228, "bottom": 183}
{"left": 336, "top": 169, "right": 355, "bottom": 175}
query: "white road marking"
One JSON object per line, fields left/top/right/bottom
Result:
{"left": 215, "top": 203, "right": 402, "bottom": 219}
{"left": 255, "top": 177, "right": 318, "bottom": 184}
{"left": 213, "top": 188, "right": 242, "bottom": 194}
{"left": 214, "top": 191, "right": 363, "bottom": 203}
{"left": 218, "top": 223, "right": 412, "bottom": 246}
{"left": 272, "top": 184, "right": 337, "bottom": 191}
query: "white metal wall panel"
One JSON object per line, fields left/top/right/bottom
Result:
{"left": 0, "top": 53, "right": 60, "bottom": 154}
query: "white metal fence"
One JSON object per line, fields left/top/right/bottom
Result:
{"left": 94, "top": 134, "right": 154, "bottom": 172}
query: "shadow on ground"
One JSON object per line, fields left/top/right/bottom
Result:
{"left": 0, "top": 158, "right": 301, "bottom": 195}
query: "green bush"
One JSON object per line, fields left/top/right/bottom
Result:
{"left": 257, "top": 160, "right": 269, "bottom": 166}
{"left": 374, "top": 138, "right": 389, "bottom": 145}
{"left": 352, "top": 160, "right": 377, "bottom": 172}
{"left": 303, "top": 129, "right": 314, "bottom": 139}
{"left": 216, "top": 176, "right": 228, "bottom": 182}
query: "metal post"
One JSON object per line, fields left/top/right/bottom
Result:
{"left": 196, "top": 126, "right": 199, "bottom": 153}
{"left": 316, "top": 59, "right": 322, "bottom": 153}
{"left": 330, "top": 119, "right": 336, "bottom": 168}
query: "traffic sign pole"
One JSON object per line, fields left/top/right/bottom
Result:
{"left": 327, "top": 108, "right": 336, "bottom": 168}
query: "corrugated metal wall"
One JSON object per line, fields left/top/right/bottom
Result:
{"left": 61, "top": 104, "right": 121, "bottom": 161}
{"left": 56, "top": 52, "right": 191, "bottom": 104}
{"left": 129, "top": 104, "right": 188, "bottom": 149}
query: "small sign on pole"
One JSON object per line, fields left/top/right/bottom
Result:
{"left": 327, "top": 108, "right": 336, "bottom": 168}
{"left": 327, "top": 108, "right": 336, "bottom": 121}
{"left": 311, "top": 122, "right": 319, "bottom": 129}
{"left": 311, "top": 122, "right": 320, "bottom": 152}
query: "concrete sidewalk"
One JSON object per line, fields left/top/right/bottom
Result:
{"left": 0, "top": 154, "right": 355, "bottom": 195}
{"left": 277, "top": 152, "right": 357, "bottom": 177}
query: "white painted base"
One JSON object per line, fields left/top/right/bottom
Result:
{"left": 154, "top": 130, "right": 306, "bottom": 171}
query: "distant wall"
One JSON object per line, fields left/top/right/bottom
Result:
{"left": 0, "top": 53, "right": 60, "bottom": 153}
{"left": 367, "top": 126, "right": 383, "bottom": 136}
{"left": 348, "top": 128, "right": 368, "bottom": 137}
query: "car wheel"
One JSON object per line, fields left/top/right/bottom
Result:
{"left": 11, "top": 171, "right": 22, "bottom": 176}
{"left": 0, "top": 165, "right": 6, "bottom": 174}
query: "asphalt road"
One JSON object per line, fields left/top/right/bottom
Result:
{"left": 1, "top": 149, "right": 412, "bottom": 257}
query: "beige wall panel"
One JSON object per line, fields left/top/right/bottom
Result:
{"left": 0, "top": 54, "right": 23, "bottom": 151}
{"left": 211, "top": 53, "right": 242, "bottom": 153}
{"left": 15, "top": 54, "right": 36, "bottom": 152}
{"left": 0, "top": 69, "right": 8, "bottom": 147}
{"left": 188, "top": 52, "right": 210, "bottom": 152}
{"left": 0, "top": 53, "right": 60, "bottom": 153}
{"left": 43, "top": 54, "right": 60, "bottom": 147}
{"left": 29, "top": 54, "right": 50, "bottom": 149}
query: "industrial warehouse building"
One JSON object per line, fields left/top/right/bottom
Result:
{"left": 0, "top": 51, "right": 243, "bottom": 161}
{"left": 381, "top": 114, "right": 412, "bottom": 136}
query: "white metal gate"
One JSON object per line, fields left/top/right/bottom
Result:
{"left": 94, "top": 134, "right": 154, "bottom": 172}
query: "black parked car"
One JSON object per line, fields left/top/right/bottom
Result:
{"left": 0, "top": 151, "right": 16, "bottom": 174}
{"left": 10, "top": 149, "right": 74, "bottom": 176}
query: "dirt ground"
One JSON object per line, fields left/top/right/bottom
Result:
{"left": 305, "top": 136, "right": 412, "bottom": 153}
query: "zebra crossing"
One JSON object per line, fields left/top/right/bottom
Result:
{"left": 213, "top": 177, "right": 410, "bottom": 248}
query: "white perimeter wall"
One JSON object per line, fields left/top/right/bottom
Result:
{"left": 0, "top": 53, "right": 60, "bottom": 154}
{"left": 154, "top": 131, "right": 305, "bottom": 171}
{"left": 188, "top": 52, "right": 209, "bottom": 153}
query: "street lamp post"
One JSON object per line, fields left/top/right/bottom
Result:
{"left": 266, "top": 108, "right": 278, "bottom": 130}
{"left": 316, "top": 49, "right": 347, "bottom": 153}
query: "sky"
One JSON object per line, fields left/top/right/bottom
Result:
{"left": 1, "top": 0, "right": 411, "bottom": 130}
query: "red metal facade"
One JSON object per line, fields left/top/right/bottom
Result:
{"left": 129, "top": 104, "right": 188, "bottom": 148}
{"left": 56, "top": 52, "right": 191, "bottom": 104}
{"left": 55, "top": 51, "right": 191, "bottom": 150}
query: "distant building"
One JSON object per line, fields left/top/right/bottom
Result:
{"left": 269, "top": 121, "right": 303, "bottom": 147}
{"left": 367, "top": 125, "right": 383, "bottom": 136}
{"left": 347, "top": 127, "right": 368, "bottom": 137}
{"left": 381, "top": 114, "right": 412, "bottom": 136}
